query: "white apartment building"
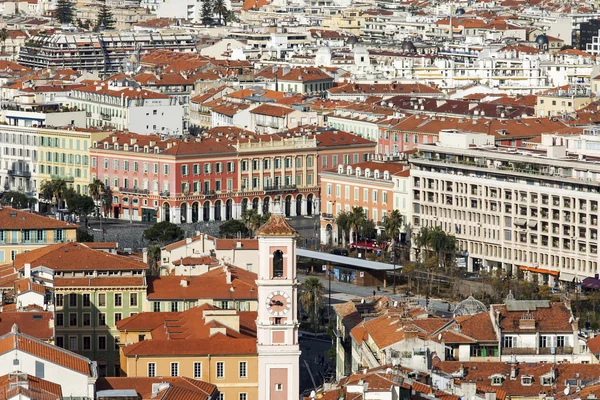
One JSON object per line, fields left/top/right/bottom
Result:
{"left": 410, "top": 129, "right": 600, "bottom": 286}
{"left": 0, "top": 126, "right": 39, "bottom": 197}
{"left": 69, "top": 83, "right": 184, "bottom": 135}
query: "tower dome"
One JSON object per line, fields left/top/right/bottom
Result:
{"left": 456, "top": 8, "right": 465, "bottom": 15}
{"left": 535, "top": 34, "right": 549, "bottom": 46}
{"left": 454, "top": 296, "right": 487, "bottom": 316}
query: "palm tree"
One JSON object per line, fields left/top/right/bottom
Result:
{"left": 212, "top": 0, "right": 229, "bottom": 25}
{"left": 413, "top": 226, "right": 431, "bottom": 262}
{"left": 382, "top": 209, "right": 405, "bottom": 253}
{"left": 300, "top": 277, "right": 324, "bottom": 333}
{"left": 39, "top": 179, "right": 67, "bottom": 210}
{"left": 347, "top": 206, "right": 366, "bottom": 244}
{"left": 0, "top": 29, "right": 9, "bottom": 54}
{"left": 335, "top": 211, "right": 350, "bottom": 247}
{"left": 242, "top": 209, "right": 271, "bottom": 235}
{"left": 88, "top": 179, "right": 106, "bottom": 217}
{"left": 147, "top": 245, "right": 161, "bottom": 275}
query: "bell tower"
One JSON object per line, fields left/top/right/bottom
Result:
{"left": 255, "top": 211, "right": 301, "bottom": 400}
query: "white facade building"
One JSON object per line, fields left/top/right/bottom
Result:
{"left": 410, "top": 130, "right": 600, "bottom": 284}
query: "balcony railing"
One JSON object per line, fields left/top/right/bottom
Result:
{"left": 119, "top": 187, "right": 149, "bottom": 195}
{"left": 100, "top": 113, "right": 112, "bottom": 121}
{"left": 202, "top": 190, "right": 216, "bottom": 197}
{"left": 264, "top": 184, "right": 297, "bottom": 193}
{"left": 50, "top": 174, "right": 74, "bottom": 182}
{"left": 502, "top": 347, "right": 537, "bottom": 355}
{"left": 321, "top": 213, "right": 334, "bottom": 220}
{"left": 8, "top": 169, "right": 31, "bottom": 178}
{"left": 539, "top": 346, "right": 573, "bottom": 355}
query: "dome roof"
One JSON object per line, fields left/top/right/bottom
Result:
{"left": 454, "top": 296, "right": 487, "bottom": 316}
{"left": 401, "top": 40, "right": 416, "bottom": 52}
{"left": 536, "top": 34, "right": 549, "bottom": 45}
{"left": 346, "top": 36, "right": 359, "bottom": 45}
{"left": 456, "top": 8, "right": 465, "bottom": 15}
{"left": 316, "top": 46, "right": 332, "bottom": 55}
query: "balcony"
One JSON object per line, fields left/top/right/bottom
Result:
{"left": 119, "top": 187, "right": 149, "bottom": 195}
{"left": 502, "top": 347, "right": 537, "bottom": 355}
{"left": 100, "top": 113, "right": 112, "bottom": 121}
{"left": 8, "top": 169, "right": 31, "bottom": 178}
{"left": 264, "top": 184, "right": 297, "bottom": 194}
{"left": 202, "top": 190, "right": 216, "bottom": 198}
{"left": 321, "top": 213, "right": 335, "bottom": 220}
{"left": 50, "top": 174, "right": 74, "bottom": 182}
{"left": 160, "top": 191, "right": 170, "bottom": 198}
{"left": 86, "top": 112, "right": 92, "bottom": 117}
{"left": 538, "top": 347, "right": 573, "bottom": 355}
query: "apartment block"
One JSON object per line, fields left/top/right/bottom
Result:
{"left": 410, "top": 129, "right": 600, "bottom": 284}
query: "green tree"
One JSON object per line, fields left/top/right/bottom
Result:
{"left": 201, "top": 0, "right": 213, "bottom": 25}
{"left": 219, "top": 219, "right": 250, "bottom": 238}
{"left": 347, "top": 206, "right": 366, "bottom": 243}
{"left": 382, "top": 209, "right": 405, "bottom": 253}
{"left": 143, "top": 221, "right": 184, "bottom": 245}
{"left": 95, "top": 3, "right": 115, "bottom": 31}
{"left": 242, "top": 209, "right": 271, "bottom": 234}
{"left": 0, "top": 29, "right": 8, "bottom": 54}
{"left": 413, "top": 226, "right": 431, "bottom": 262}
{"left": 213, "top": 0, "right": 229, "bottom": 25}
{"left": 300, "top": 277, "right": 325, "bottom": 333}
{"left": 53, "top": 0, "right": 74, "bottom": 23}
{"left": 0, "top": 191, "right": 37, "bottom": 209}
{"left": 147, "top": 244, "right": 161, "bottom": 274}
{"left": 76, "top": 228, "right": 94, "bottom": 242}
{"left": 427, "top": 226, "right": 456, "bottom": 271}
{"left": 66, "top": 193, "right": 95, "bottom": 225}
{"left": 88, "top": 179, "right": 111, "bottom": 218}
{"left": 39, "top": 178, "right": 68, "bottom": 210}
{"left": 335, "top": 211, "right": 351, "bottom": 247}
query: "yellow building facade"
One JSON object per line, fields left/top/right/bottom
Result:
{"left": 0, "top": 207, "right": 77, "bottom": 263}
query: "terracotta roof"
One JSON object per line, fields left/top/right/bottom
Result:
{"left": 491, "top": 302, "right": 574, "bottom": 333}
{"left": 214, "top": 239, "right": 258, "bottom": 250}
{"left": 256, "top": 66, "right": 332, "bottom": 82}
{"left": 250, "top": 104, "right": 294, "bottom": 117}
{"left": 97, "top": 377, "right": 217, "bottom": 400}
{"left": 55, "top": 277, "right": 145, "bottom": 288}
{"left": 172, "top": 256, "right": 219, "bottom": 267}
{"left": 0, "top": 330, "right": 93, "bottom": 376}
{"left": 84, "top": 242, "right": 118, "bottom": 249}
{"left": 0, "top": 208, "right": 77, "bottom": 230}
{"left": 255, "top": 214, "right": 298, "bottom": 236}
{"left": 15, "top": 278, "right": 46, "bottom": 296}
{"left": 0, "top": 311, "right": 53, "bottom": 340}
{"left": 587, "top": 334, "right": 600, "bottom": 354}
{"left": 73, "top": 84, "right": 169, "bottom": 100}
{"left": 120, "top": 305, "right": 257, "bottom": 357}
{"left": 13, "top": 242, "right": 148, "bottom": 272}
{"left": 147, "top": 266, "right": 257, "bottom": 301}
{"left": 329, "top": 83, "right": 441, "bottom": 96}
{"left": 0, "top": 373, "right": 62, "bottom": 400}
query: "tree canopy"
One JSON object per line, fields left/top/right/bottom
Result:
{"left": 143, "top": 221, "right": 184, "bottom": 245}
{"left": 219, "top": 219, "right": 250, "bottom": 239}
{"left": 54, "top": 0, "right": 74, "bottom": 23}
{"left": 0, "top": 191, "right": 38, "bottom": 209}
{"left": 95, "top": 3, "right": 115, "bottom": 31}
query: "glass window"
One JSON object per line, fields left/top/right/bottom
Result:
{"left": 114, "top": 293, "right": 122, "bottom": 307}
{"left": 171, "top": 362, "right": 179, "bottom": 377}
{"left": 239, "top": 362, "right": 247, "bottom": 378}
{"left": 83, "top": 293, "right": 91, "bottom": 307}
{"left": 98, "top": 293, "right": 106, "bottom": 307}
{"left": 130, "top": 293, "right": 138, "bottom": 307}
{"left": 148, "top": 363, "right": 156, "bottom": 377}
{"left": 194, "top": 362, "right": 202, "bottom": 379}
{"left": 98, "top": 336, "right": 106, "bottom": 350}
{"left": 216, "top": 362, "right": 224, "bottom": 378}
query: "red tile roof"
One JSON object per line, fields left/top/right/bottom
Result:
{"left": 329, "top": 83, "right": 441, "bottom": 96}
{"left": 55, "top": 276, "right": 145, "bottom": 288}
{"left": 0, "top": 373, "right": 62, "bottom": 400}
{"left": 255, "top": 214, "right": 298, "bottom": 236}
{"left": 0, "top": 311, "right": 53, "bottom": 340}
{"left": 0, "top": 207, "right": 78, "bottom": 230}
{"left": 0, "top": 330, "right": 93, "bottom": 375}
{"left": 250, "top": 104, "right": 294, "bottom": 117}
{"left": 97, "top": 377, "right": 217, "bottom": 400}
{"left": 13, "top": 242, "right": 148, "bottom": 272}
{"left": 256, "top": 66, "right": 332, "bottom": 82}
{"left": 147, "top": 266, "right": 257, "bottom": 301}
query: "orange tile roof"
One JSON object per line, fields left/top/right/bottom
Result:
{"left": 329, "top": 83, "right": 441, "bottom": 96}
{"left": 256, "top": 66, "right": 332, "bottom": 82}
{"left": 15, "top": 278, "right": 46, "bottom": 296}
{"left": 97, "top": 377, "right": 217, "bottom": 400}
{"left": 255, "top": 214, "right": 298, "bottom": 236}
{"left": 492, "top": 302, "right": 573, "bottom": 333}
{"left": 74, "top": 84, "right": 169, "bottom": 100}
{"left": 147, "top": 266, "right": 257, "bottom": 301}
{"left": 214, "top": 238, "right": 258, "bottom": 250}
{"left": 0, "top": 207, "right": 78, "bottom": 230}
{"left": 0, "top": 373, "right": 62, "bottom": 400}
{"left": 13, "top": 242, "right": 148, "bottom": 272}
{"left": 0, "top": 311, "right": 53, "bottom": 340}
{"left": 250, "top": 103, "right": 294, "bottom": 117}
{"left": 55, "top": 276, "right": 145, "bottom": 288}
{"left": 0, "top": 330, "right": 92, "bottom": 375}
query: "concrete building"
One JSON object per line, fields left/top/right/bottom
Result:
{"left": 69, "top": 83, "right": 184, "bottom": 135}
{"left": 410, "top": 129, "right": 600, "bottom": 284}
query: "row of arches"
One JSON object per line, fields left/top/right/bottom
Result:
{"left": 161, "top": 194, "right": 316, "bottom": 223}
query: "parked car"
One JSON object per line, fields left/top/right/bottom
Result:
{"left": 330, "top": 248, "right": 349, "bottom": 256}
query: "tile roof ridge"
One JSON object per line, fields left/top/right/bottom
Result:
{"left": 6, "top": 329, "right": 93, "bottom": 365}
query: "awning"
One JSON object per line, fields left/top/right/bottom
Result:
{"left": 528, "top": 220, "right": 538, "bottom": 229}
{"left": 520, "top": 265, "right": 560, "bottom": 277}
{"left": 582, "top": 277, "right": 600, "bottom": 290}
{"left": 514, "top": 218, "right": 527, "bottom": 227}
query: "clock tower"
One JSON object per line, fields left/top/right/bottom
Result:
{"left": 255, "top": 211, "right": 301, "bottom": 400}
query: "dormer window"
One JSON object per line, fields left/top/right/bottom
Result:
{"left": 541, "top": 376, "right": 553, "bottom": 386}
{"left": 104, "top": 142, "right": 109, "bottom": 149}
{"left": 337, "top": 165, "right": 344, "bottom": 174}
{"left": 347, "top": 166, "right": 353, "bottom": 175}
{"left": 490, "top": 374, "right": 504, "bottom": 386}
{"left": 114, "top": 144, "right": 119, "bottom": 150}
{"left": 521, "top": 376, "right": 533, "bottom": 386}
{"left": 355, "top": 167, "right": 361, "bottom": 177}
{"left": 365, "top": 168, "right": 371, "bottom": 178}
{"left": 134, "top": 145, "right": 139, "bottom": 152}
{"left": 154, "top": 147, "right": 159, "bottom": 154}
{"left": 374, "top": 169, "right": 380, "bottom": 179}
{"left": 384, "top": 171, "right": 390, "bottom": 180}
{"left": 124, "top": 144, "right": 129, "bottom": 151}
